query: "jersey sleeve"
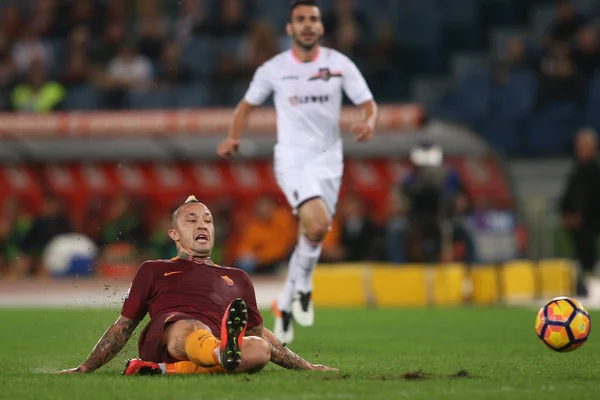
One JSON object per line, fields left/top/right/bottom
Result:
{"left": 341, "top": 57, "right": 373, "bottom": 105}
{"left": 241, "top": 273, "right": 264, "bottom": 328}
{"left": 244, "top": 64, "right": 273, "bottom": 106}
{"left": 121, "top": 262, "right": 153, "bottom": 321}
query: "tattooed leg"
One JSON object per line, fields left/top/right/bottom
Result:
{"left": 164, "top": 319, "right": 213, "bottom": 362}
{"left": 161, "top": 323, "right": 323, "bottom": 374}
{"left": 163, "top": 337, "right": 270, "bottom": 374}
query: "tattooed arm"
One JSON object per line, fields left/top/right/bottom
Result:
{"left": 245, "top": 325, "right": 337, "bottom": 371}
{"left": 57, "top": 315, "right": 139, "bottom": 373}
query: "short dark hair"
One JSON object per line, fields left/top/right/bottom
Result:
{"left": 289, "top": 0, "right": 320, "bottom": 20}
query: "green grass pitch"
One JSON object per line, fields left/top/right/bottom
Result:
{"left": 0, "top": 307, "right": 598, "bottom": 400}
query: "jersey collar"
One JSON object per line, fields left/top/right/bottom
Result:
{"left": 290, "top": 46, "right": 321, "bottom": 64}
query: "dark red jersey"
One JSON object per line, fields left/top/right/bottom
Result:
{"left": 121, "top": 258, "right": 263, "bottom": 336}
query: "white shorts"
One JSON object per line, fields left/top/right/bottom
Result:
{"left": 275, "top": 168, "right": 342, "bottom": 216}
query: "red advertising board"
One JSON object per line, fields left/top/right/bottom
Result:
{"left": 0, "top": 157, "right": 513, "bottom": 225}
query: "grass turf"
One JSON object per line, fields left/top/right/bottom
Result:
{"left": 0, "top": 307, "right": 598, "bottom": 400}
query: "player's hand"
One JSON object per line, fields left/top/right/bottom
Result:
{"left": 310, "top": 364, "right": 339, "bottom": 371}
{"left": 351, "top": 121, "right": 374, "bottom": 142}
{"left": 217, "top": 137, "right": 241, "bottom": 159}
{"left": 55, "top": 368, "right": 81, "bottom": 374}
{"left": 55, "top": 365, "right": 88, "bottom": 374}
{"left": 55, "top": 368, "right": 80, "bottom": 374}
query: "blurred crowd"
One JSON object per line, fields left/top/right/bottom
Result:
{"left": 0, "top": 0, "right": 402, "bottom": 112}
{"left": 498, "top": 0, "right": 600, "bottom": 109}
{"left": 5, "top": 0, "right": 600, "bottom": 156}
{"left": 0, "top": 152, "right": 478, "bottom": 279}
{"left": 436, "top": 0, "right": 600, "bottom": 156}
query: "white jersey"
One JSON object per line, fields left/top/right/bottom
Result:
{"left": 244, "top": 47, "right": 373, "bottom": 178}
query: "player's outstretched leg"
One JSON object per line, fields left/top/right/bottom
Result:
{"left": 123, "top": 336, "right": 270, "bottom": 375}
{"left": 165, "top": 336, "right": 270, "bottom": 375}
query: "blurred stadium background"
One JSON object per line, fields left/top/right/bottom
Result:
{"left": 0, "top": 0, "right": 598, "bottom": 309}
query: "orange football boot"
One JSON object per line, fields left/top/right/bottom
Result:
{"left": 122, "top": 358, "right": 163, "bottom": 376}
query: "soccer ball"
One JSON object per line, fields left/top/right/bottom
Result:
{"left": 535, "top": 296, "right": 591, "bottom": 352}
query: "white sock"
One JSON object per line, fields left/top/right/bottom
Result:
{"left": 291, "top": 235, "right": 323, "bottom": 294}
{"left": 277, "top": 249, "right": 299, "bottom": 312}
{"left": 158, "top": 363, "right": 166, "bottom": 374}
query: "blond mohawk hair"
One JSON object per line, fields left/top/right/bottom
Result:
{"left": 185, "top": 195, "right": 199, "bottom": 203}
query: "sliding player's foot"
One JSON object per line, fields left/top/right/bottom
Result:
{"left": 292, "top": 291, "right": 314, "bottom": 327}
{"left": 272, "top": 300, "right": 294, "bottom": 344}
{"left": 122, "top": 358, "right": 163, "bottom": 376}
{"left": 220, "top": 298, "right": 248, "bottom": 371}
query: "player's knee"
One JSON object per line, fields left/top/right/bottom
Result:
{"left": 254, "top": 337, "right": 271, "bottom": 366}
{"left": 304, "top": 218, "right": 330, "bottom": 242}
{"left": 192, "top": 323, "right": 212, "bottom": 335}
{"left": 242, "top": 337, "right": 270, "bottom": 372}
{"left": 250, "top": 337, "right": 271, "bottom": 365}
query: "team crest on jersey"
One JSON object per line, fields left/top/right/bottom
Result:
{"left": 221, "top": 275, "right": 234, "bottom": 286}
{"left": 309, "top": 68, "right": 342, "bottom": 81}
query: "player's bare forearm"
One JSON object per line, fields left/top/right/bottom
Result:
{"left": 78, "top": 315, "right": 139, "bottom": 373}
{"left": 229, "top": 100, "right": 255, "bottom": 140}
{"left": 246, "top": 325, "right": 312, "bottom": 370}
{"left": 359, "top": 99, "right": 378, "bottom": 128}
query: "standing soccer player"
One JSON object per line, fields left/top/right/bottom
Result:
{"left": 217, "top": 0, "right": 377, "bottom": 344}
